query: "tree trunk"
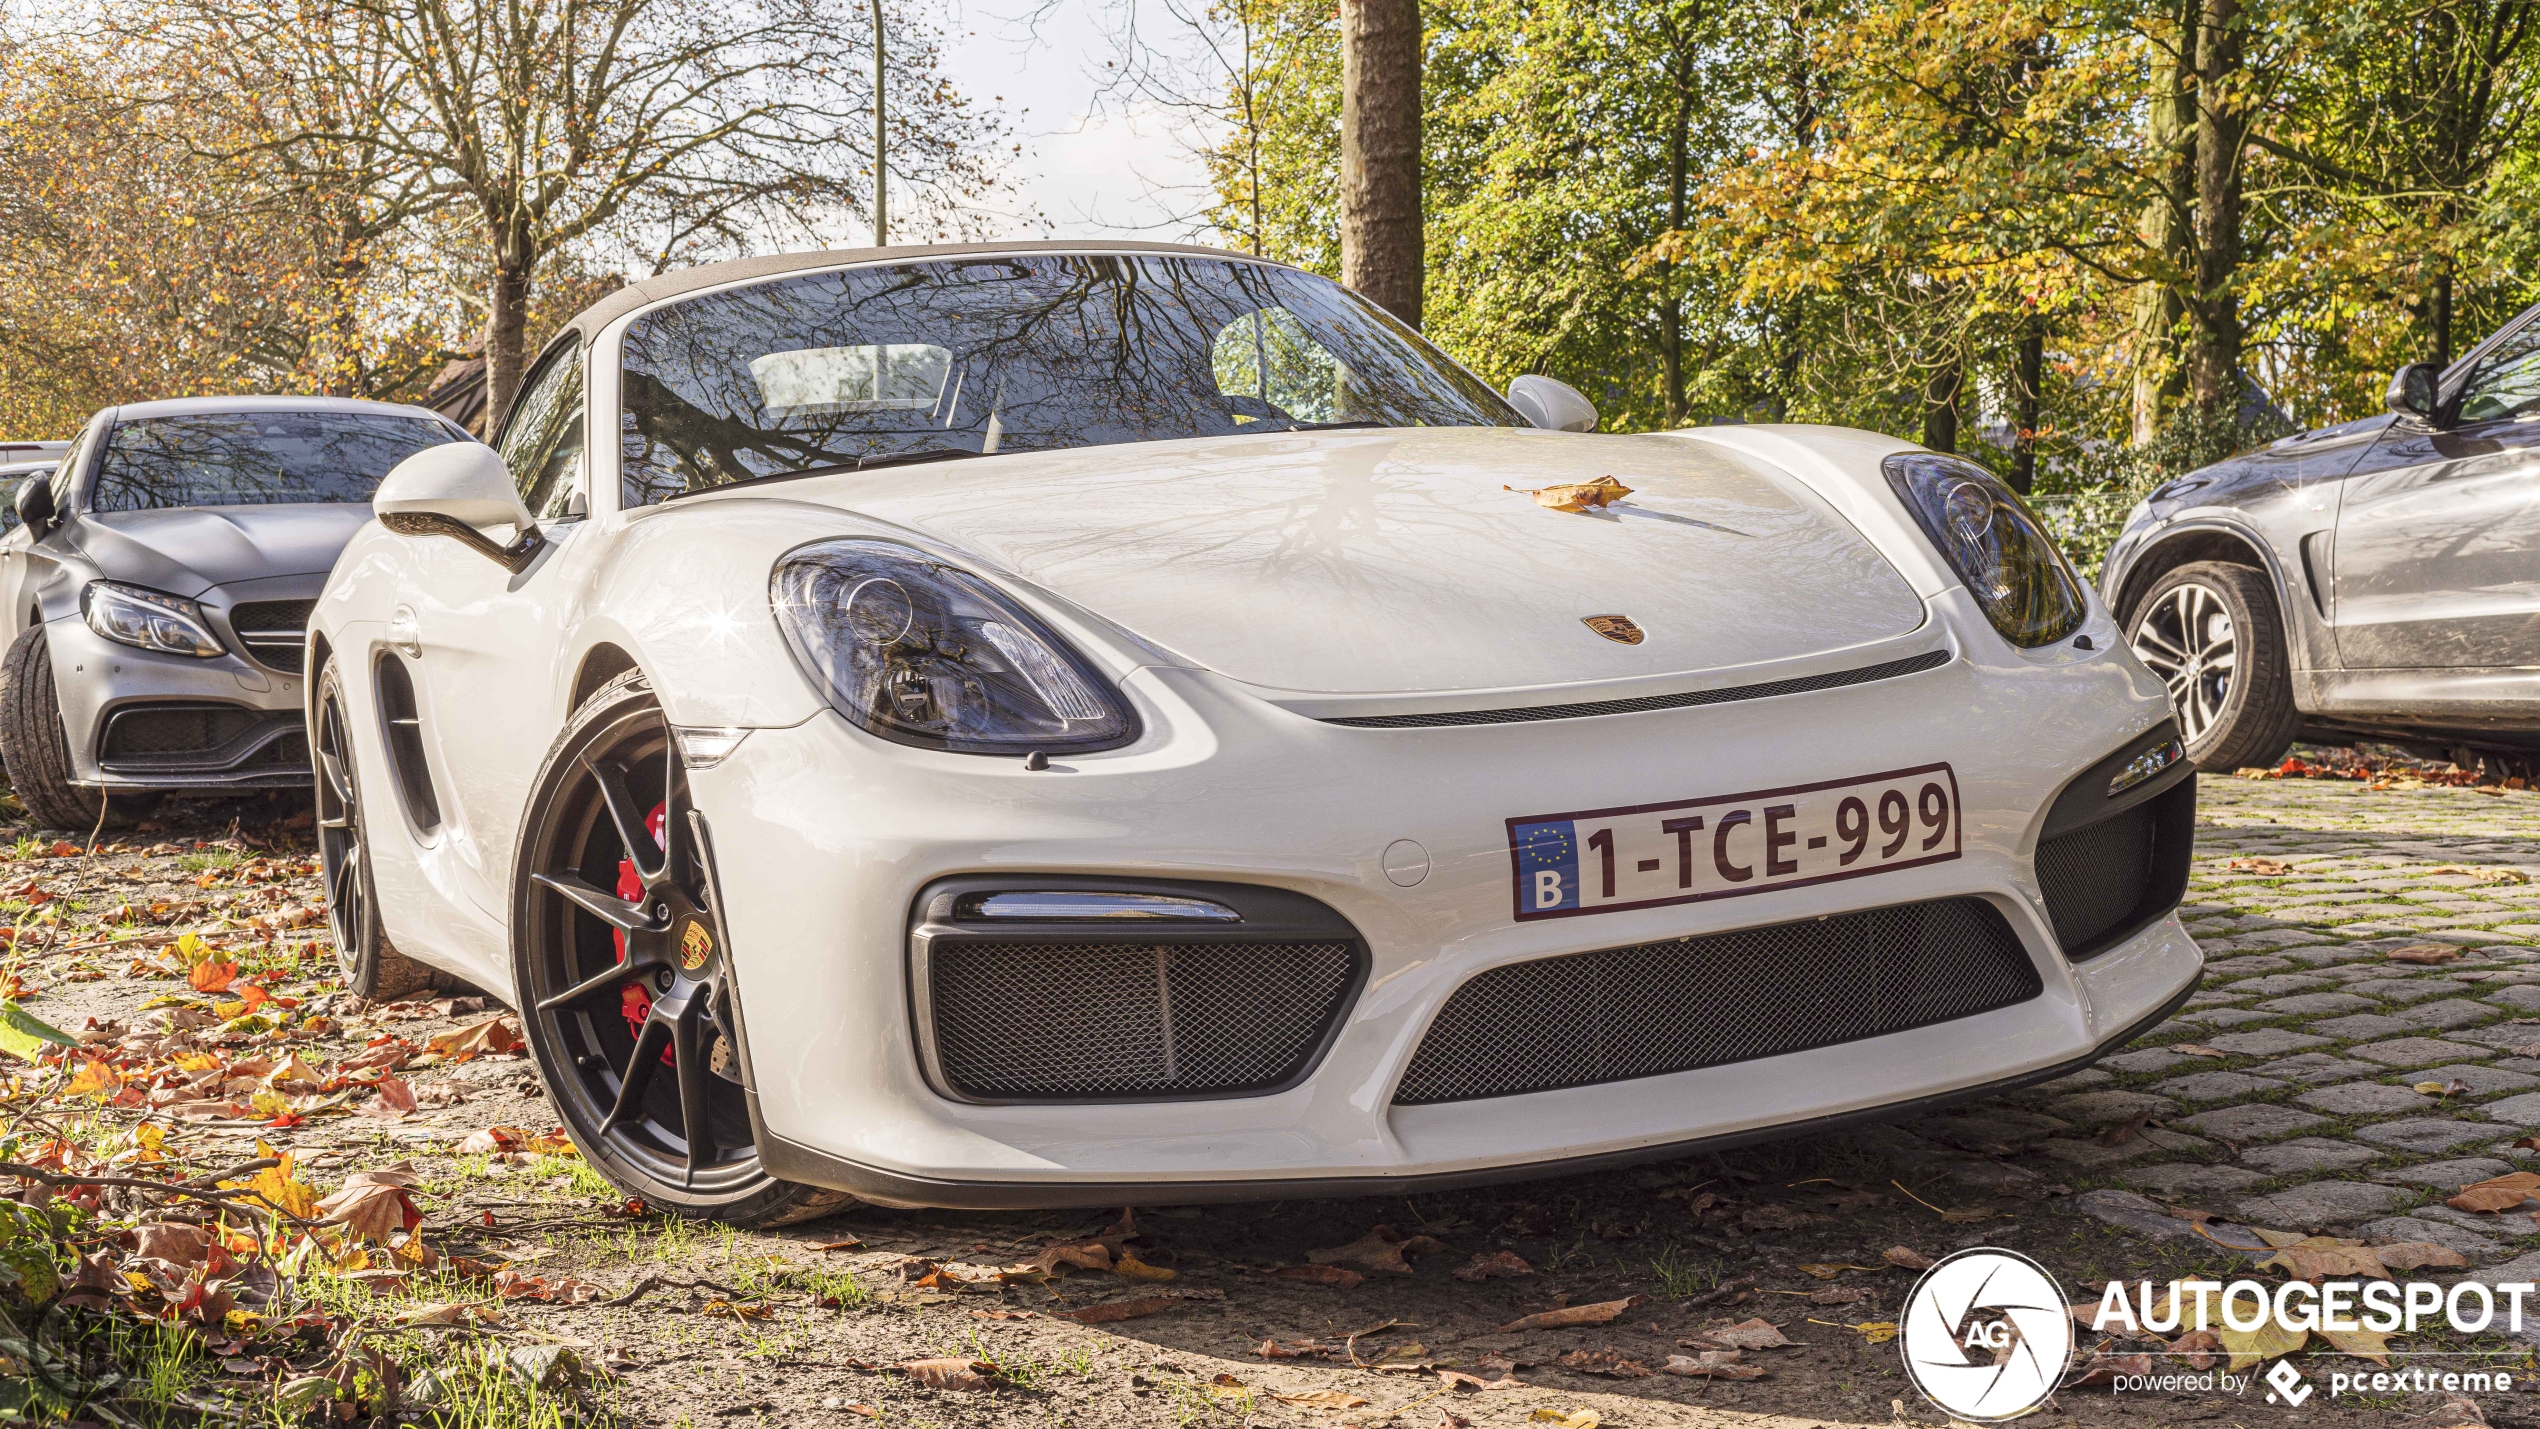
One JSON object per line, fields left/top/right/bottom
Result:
{"left": 2132, "top": 17, "right": 2196, "bottom": 444}
{"left": 1339, "top": 0, "right": 1423, "bottom": 327}
{"left": 484, "top": 256, "right": 534, "bottom": 435}
{"left": 1659, "top": 61, "right": 1695, "bottom": 426}
{"left": 1921, "top": 350, "right": 1961, "bottom": 453}
{"left": 2433, "top": 260, "right": 2454, "bottom": 370}
{"left": 2187, "top": 0, "right": 2244, "bottom": 415}
{"left": 2013, "top": 322, "right": 2045, "bottom": 494}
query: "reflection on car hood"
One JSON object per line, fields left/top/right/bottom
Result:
{"left": 818, "top": 427, "right": 1928, "bottom": 697}
{"left": 76, "top": 505, "right": 373, "bottom": 597}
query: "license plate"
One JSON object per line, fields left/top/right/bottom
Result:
{"left": 1507, "top": 763, "right": 1962, "bottom": 921}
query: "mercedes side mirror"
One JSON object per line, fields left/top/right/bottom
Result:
{"left": 1508, "top": 374, "right": 1599, "bottom": 433}
{"left": 14, "top": 475, "right": 55, "bottom": 538}
{"left": 374, "top": 443, "right": 545, "bottom": 573}
{"left": 2385, "top": 361, "right": 2442, "bottom": 424}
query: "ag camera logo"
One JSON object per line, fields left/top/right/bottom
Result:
{"left": 1901, "top": 1248, "right": 2074, "bottom": 1421}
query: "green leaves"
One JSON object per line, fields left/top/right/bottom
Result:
{"left": 0, "top": 1000, "right": 76, "bottom": 1063}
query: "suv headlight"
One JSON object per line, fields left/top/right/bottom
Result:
{"left": 82, "top": 581, "right": 223, "bottom": 658}
{"left": 1882, "top": 452, "right": 2086, "bottom": 648}
{"left": 772, "top": 538, "right": 1139, "bottom": 754}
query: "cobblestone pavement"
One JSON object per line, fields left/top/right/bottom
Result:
{"left": 2015, "top": 769, "right": 2540, "bottom": 1281}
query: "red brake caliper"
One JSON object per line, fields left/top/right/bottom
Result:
{"left": 614, "top": 803, "right": 674, "bottom": 1061}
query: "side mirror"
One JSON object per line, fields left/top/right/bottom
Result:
{"left": 14, "top": 475, "right": 55, "bottom": 538}
{"left": 374, "top": 443, "right": 544, "bottom": 573}
{"left": 2385, "top": 361, "right": 2442, "bottom": 424}
{"left": 1507, "top": 374, "right": 1599, "bottom": 433}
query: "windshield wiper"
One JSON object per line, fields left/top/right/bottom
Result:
{"left": 662, "top": 448, "right": 987, "bottom": 500}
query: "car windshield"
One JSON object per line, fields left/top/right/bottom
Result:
{"left": 619, "top": 253, "right": 1526, "bottom": 505}
{"left": 89, "top": 412, "right": 460, "bottom": 511}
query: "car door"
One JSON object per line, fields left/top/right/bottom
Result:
{"left": 401, "top": 346, "right": 591, "bottom": 922}
{"left": 0, "top": 423, "right": 97, "bottom": 641}
{"left": 2332, "top": 314, "right": 2540, "bottom": 670}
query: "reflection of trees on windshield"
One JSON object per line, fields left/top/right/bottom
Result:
{"left": 91, "top": 414, "right": 458, "bottom": 511}
{"left": 619, "top": 255, "right": 1523, "bottom": 506}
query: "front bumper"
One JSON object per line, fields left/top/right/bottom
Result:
{"left": 690, "top": 611, "right": 2203, "bottom": 1208}
{"left": 52, "top": 574, "right": 316, "bottom": 791}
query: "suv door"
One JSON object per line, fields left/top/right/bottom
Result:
{"left": 2332, "top": 314, "right": 2540, "bottom": 670}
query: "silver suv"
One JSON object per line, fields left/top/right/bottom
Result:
{"left": 0, "top": 396, "right": 470, "bottom": 828}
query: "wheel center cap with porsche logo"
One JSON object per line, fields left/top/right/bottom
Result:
{"left": 1582, "top": 614, "right": 1645, "bottom": 645}
{"left": 676, "top": 917, "right": 716, "bottom": 972}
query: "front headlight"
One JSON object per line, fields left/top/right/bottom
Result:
{"left": 1882, "top": 452, "right": 2086, "bottom": 648}
{"left": 82, "top": 581, "right": 223, "bottom": 658}
{"left": 771, "top": 538, "right": 1139, "bottom": 755}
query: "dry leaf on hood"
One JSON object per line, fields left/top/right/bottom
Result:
{"left": 316, "top": 1165, "right": 423, "bottom": 1244}
{"left": 1663, "top": 1351, "right": 1766, "bottom": 1380}
{"left": 1882, "top": 1245, "right": 1934, "bottom": 1271}
{"left": 1497, "top": 1296, "right": 1643, "bottom": 1332}
{"left": 899, "top": 1358, "right": 996, "bottom": 1390}
{"left": 1453, "top": 1250, "right": 1534, "bottom": 1282}
{"left": 2449, "top": 1173, "right": 2540, "bottom": 1213}
{"left": 1503, "top": 476, "right": 1633, "bottom": 513}
{"left": 2387, "top": 943, "right": 2463, "bottom": 965}
{"left": 428, "top": 1016, "right": 521, "bottom": 1057}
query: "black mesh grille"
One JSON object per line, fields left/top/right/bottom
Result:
{"left": 2034, "top": 778, "right": 2195, "bottom": 959}
{"left": 230, "top": 600, "right": 314, "bottom": 674}
{"left": 1394, "top": 897, "right": 2040, "bottom": 1105}
{"left": 1324, "top": 650, "right": 1951, "bottom": 729}
{"left": 930, "top": 940, "right": 1357, "bottom": 1099}
{"left": 102, "top": 706, "right": 264, "bottom": 757}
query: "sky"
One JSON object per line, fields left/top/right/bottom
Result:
{"left": 933, "top": 1, "right": 1222, "bottom": 242}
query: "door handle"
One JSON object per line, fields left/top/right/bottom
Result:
{"left": 389, "top": 607, "right": 421, "bottom": 659}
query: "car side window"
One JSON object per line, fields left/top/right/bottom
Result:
{"left": 2456, "top": 325, "right": 2540, "bottom": 425}
{"left": 498, "top": 349, "right": 586, "bottom": 520}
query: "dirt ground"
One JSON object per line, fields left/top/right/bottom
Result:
{"left": 8, "top": 770, "right": 2540, "bottom": 1429}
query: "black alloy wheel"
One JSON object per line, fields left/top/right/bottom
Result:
{"left": 313, "top": 656, "right": 441, "bottom": 999}
{"left": 514, "top": 670, "right": 847, "bottom": 1225}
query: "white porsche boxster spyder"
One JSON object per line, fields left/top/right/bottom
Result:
{"left": 309, "top": 241, "right": 2201, "bottom": 1225}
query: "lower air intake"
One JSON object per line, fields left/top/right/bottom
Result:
{"left": 928, "top": 939, "right": 1359, "bottom": 1100}
{"left": 2035, "top": 777, "right": 2195, "bottom": 960}
{"left": 1394, "top": 897, "right": 2041, "bottom": 1105}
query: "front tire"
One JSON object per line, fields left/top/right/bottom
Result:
{"left": 512, "top": 669, "right": 849, "bottom": 1227}
{"left": 314, "top": 656, "right": 446, "bottom": 1000}
{"left": 0, "top": 626, "right": 154, "bottom": 831}
{"left": 2126, "top": 561, "right": 2302, "bottom": 772}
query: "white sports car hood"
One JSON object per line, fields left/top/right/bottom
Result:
{"left": 827, "top": 426, "right": 1925, "bottom": 697}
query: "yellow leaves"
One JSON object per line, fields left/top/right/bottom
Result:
{"left": 63, "top": 1059, "right": 120, "bottom": 1099}
{"left": 219, "top": 1142, "right": 318, "bottom": 1220}
{"left": 2321, "top": 1325, "right": 2395, "bottom": 1366}
{"left": 2218, "top": 1314, "right": 2306, "bottom": 1373}
{"left": 1530, "top": 1411, "right": 1601, "bottom": 1428}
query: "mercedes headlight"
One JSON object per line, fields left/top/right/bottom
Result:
{"left": 82, "top": 581, "right": 223, "bottom": 658}
{"left": 1882, "top": 452, "right": 2085, "bottom": 648}
{"left": 771, "top": 539, "right": 1139, "bottom": 754}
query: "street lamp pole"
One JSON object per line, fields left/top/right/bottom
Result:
{"left": 871, "top": 0, "right": 887, "bottom": 246}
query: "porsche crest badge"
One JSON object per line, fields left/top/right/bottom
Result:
{"left": 1582, "top": 614, "right": 1645, "bottom": 645}
{"left": 679, "top": 919, "right": 715, "bottom": 971}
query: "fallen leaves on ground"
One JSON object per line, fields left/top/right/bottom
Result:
{"left": 1306, "top": 1225, "right": 1451, "bottom": 1275}
{"left": 1497, "top": 1295, "right": 1643, "bottom": 1331}
{"left": 314, "top": 1164, "right": 422, "bottom": 1245}
{"left": 899, "top": 1358, "right": 997, "bottom": 1390}
{"left": 1688, "top": 1317, "right": 1792, "bottom": 1350}
{"left": 1505, "top": 476, "right": 1632, "bottom": 512}
{"left": 2425, "top": 865, "right": 2530, "bottom": 884}
{"left": 2226, "top": 858, "right": 2293, "bottom": 875}
{"left": 2321, "top": 1325, "right": 2395, "bottom": 1365}
{"left": 2388, "top": 943, "right": 2464, "bottom": 965}
{"left": 1557, "top": 1348, "right": 1650, "bottom": 1377}
{"left": 1276, "top": 1389, "right": 1371, "bottom": 1408}
{"left": 2450, "top": 1172, "right": 2540, "bottom": 1213}
{"left": 1529, "top": 1409, "right": 1601, "bottom": 1428}
{"left": 2170, "top": 1043, "right": 2229, "bottom": 1059}
{"left": 1453, "top": 1249, "right": 1534, "bottom": 1282}
{"left": 1053, "top": 1296, "right": 1178, "bottom": 1324}
{"left": 1272, "top": 1263, "right": 1363, "bottom": 1288}
{"left": 698, "top": 1299, "right": 771, "bottom": 1321}
{"left": 1663, "top": 1350, "right": 1765, "bottom": 1379}
{"left": 2065, "top": 1353, "right": 2154, "bottom": 1387}
{"left": 1882, "top": 1245, "right": 1934, "bottom": 1271}
{"left": 426, "top": 1015, "right": 520, "bottom": 1058}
